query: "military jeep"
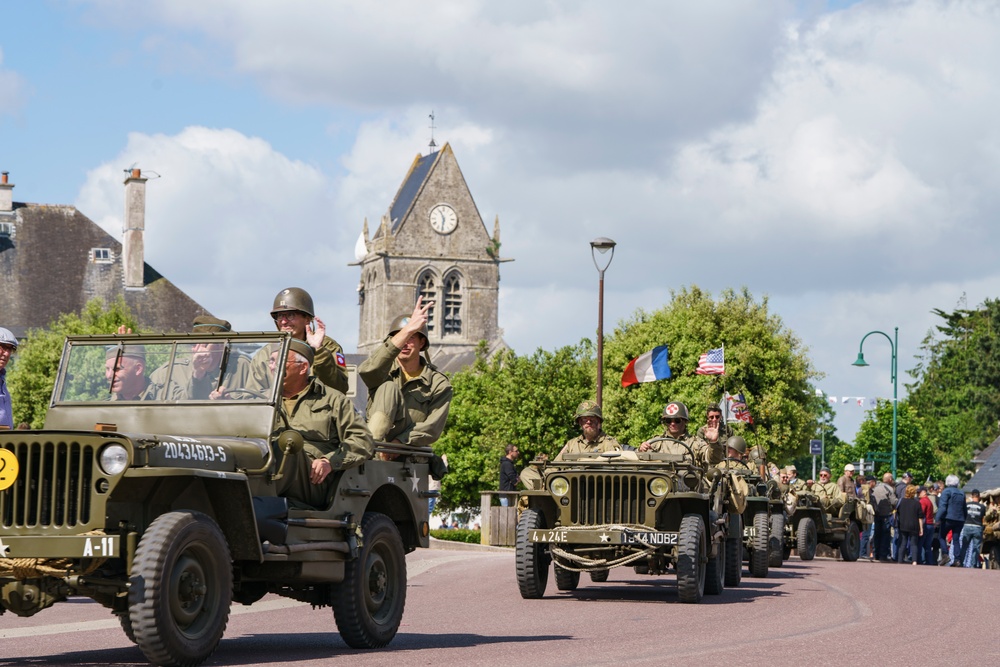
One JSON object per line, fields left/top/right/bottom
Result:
{"left": 515, "top": 438, "right": 742, "bottom": 604}
{"left": 783, "top": 492, "right": 861, "bottom": 562}
{"left": 727, "top": 466, "right": 774, "bottom": 578}
{"left": 0, "top": 333, "right": 431, "bottom": 666}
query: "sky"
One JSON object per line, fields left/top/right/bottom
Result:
{"left": 3, "top": 0, "right": 1000, "bottom": 444}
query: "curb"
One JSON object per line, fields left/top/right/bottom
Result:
{"left": 429, "top": 537, "right": 512, "bottom": 553}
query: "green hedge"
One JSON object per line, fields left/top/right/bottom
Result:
{"left": 430, "top": 528, "right": 482, "bottom": 544}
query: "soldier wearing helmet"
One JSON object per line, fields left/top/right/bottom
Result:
{"left": 638, "top": 401, "right": 711, "bottom": 467}
{"left": 0, "top": 327, "right": 18, "bottom": 429}
{"left": 717, "top": 435, "right": 751, "bottom": 471}
{"left": 251, "top": 287, "right": 349, "bottom": 395}
{"left": 358, "top": 297, "right": 452, "bottom": 458}
{"left": 555, "top": 400, "right": 623, "bottom": 461}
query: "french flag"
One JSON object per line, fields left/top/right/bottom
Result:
{"left": 621, "top": 345, "right": 671, "bottom": 388}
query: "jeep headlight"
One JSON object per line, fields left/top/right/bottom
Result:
{"left": 99, "top": 443, "right": 129, "bottom": 475}
{"left": 649, "top": 477, "right": 670, "bottom": 497}
{"left": 549, "top": 477, "right": 570, "bottom": 497}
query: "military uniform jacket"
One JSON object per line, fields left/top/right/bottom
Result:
{"left": 250, "top": 335, "right": 349, "bottom": 395}
{"left": 695, "top": 424, "right": 731, "bottom": 465}
{"left": 647, "top": 431, "right": 711, "bottom": 466}
{"left": 812, "top": 480, "right": 844, "bottom": 505}
{"left": 275, "top": 379, "right": 373, "bottom": 471}
{"left": 717, "top": 458, "right": 752, "bottom": 471}
{"left": 836, "top": 474, "right": 858, "bottom": 499}
{"left": 358, "top": 339, "right": 453, "bottom": 448}
{"left": 556, "top": 432, "right": 622, "bottom": 461}
{"left": 150, "top": 354, "right": 254, "bottom": 400}
{"left": 788, "top": 478, "right": 807, "bottom": 494}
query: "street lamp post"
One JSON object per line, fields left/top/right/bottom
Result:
{"left": 590, "top": 237, "right": 616, "bottom": 406}
{"left": 852, "top": 326, "right": 898, "bottom": 478}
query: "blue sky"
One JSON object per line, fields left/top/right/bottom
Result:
{"left": 3, "top": 0, "right": 999, "bottom": 445}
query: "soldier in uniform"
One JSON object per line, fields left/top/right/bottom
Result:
{"left": 716, "top": 435, "right": 752, "bottom": 471}
{"left": 358, "top": 297, "right": 452, "bottom": 458}
{"left": 777, "top": 468, "right": 791, "bottom": 495}
{"left": 639, "top": 401, "right": 710, "bottom": 467}
{"left": 104, "top": 346, "right": 155, "bottom": 401}
{"left": 837, "top": 463, "right": 859, "bottom": 500}
{"left": 555, "top": 400, "right": 622, "bottom": 460}
{"left": 251, "top": 287, "right": 349, "bottom": 394}
{"left": 271, "top": 339, "right": 373, "bottom": 509}
{"left": 695, "top": 405, "right": 731, "bottom": 466}
{"left": 151, "top": 316, "right": 255, "bottom": 400}
{"left": 786, "top": 464, "right": 807, "bottom": 493}
{"left": 812, "top": 466, "right": 845, "bottom": 514}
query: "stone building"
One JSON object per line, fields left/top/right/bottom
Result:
{"left": 353, "top": 143, "right": 510, "bottom": 369}
{"left": 0, "top": 169, "right": 210, "bottom": 341}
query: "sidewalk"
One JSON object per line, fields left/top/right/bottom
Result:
{"left": 429, "top": 536, "right": 511, "bottom": 553}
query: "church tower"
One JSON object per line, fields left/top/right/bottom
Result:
{"left": 355, "top": 143, "right": 510, "bottom": 357}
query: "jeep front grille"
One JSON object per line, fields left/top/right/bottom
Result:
{"left": 1, "top": 441, "right": 96, "bottom": 528}
{"left": 569, "top": 474, "right": 647, "bottom": 525}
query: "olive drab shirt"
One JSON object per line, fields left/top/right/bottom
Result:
{"left": 358, "top": 338, "right": 452, "bottom": 447}
{"left": 250, "top": 335, "right": 349, "bottom": 395}
{"left": 812, "top": 480, "right": 845, "bottom": 511}
{"left": 275, "top": 379, "right": 373, "bottom": 471}
{"left": 717, "top": 458, "right": 752, "bottom": 471}
{"left": 646, "top": 432, "right": 711, "bottom": 467}
{"left": 150, "top": 354, "right": 254, "bottom": 401}
{"left": 555, "top": 432, "right": 622, "bottom": 461}
{"left": 695, "top": 424, "right": 731, "bottom": 465}
{"left": 788, "top": 477, "right": 807, "bottom": 494}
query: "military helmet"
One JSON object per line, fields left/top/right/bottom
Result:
{"left": 574, "top": 400, "right": 603, "bottom": 424}
{"left": 271, "top": 287, "right": 315, "bottom": 318}
{"left": 388, "top": 313, "right": 429, "bottom": 350}
{"left": 660, "top": 401, "right": 689, "bottom": 422}
{"left": 725, "top": 435, "right": 747, "bottom": 455}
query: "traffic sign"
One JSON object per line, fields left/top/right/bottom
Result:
{"left": 809, "top": 439, "right": 822, "bottom": 455}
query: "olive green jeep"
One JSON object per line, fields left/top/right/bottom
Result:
{"left": 515, "top": 438, "right": 743, "bottom": 604}
{"left": 783, "top": 493, "right": 862, "bottom": 562}
{"left": 0, "top": 333, "right": 431, "bottom": 666}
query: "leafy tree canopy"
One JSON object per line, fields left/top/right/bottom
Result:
{"left": 602, "top": 286, "right": 821, "bottom": 464}
{"left": 906, "top": 297, "right": 1000, "bottom": 477}
{"left": 434, "top": 341, "right": 595, "bottom": 511}
{"left": 8, "top": 297, "right": 138, "bottom": 428}
{"left": 832, "top": 400, "right": 935, "bottom": 481}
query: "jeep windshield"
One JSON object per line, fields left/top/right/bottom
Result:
{"left": 43, "top": 333, "right": 291, "bottom": 438}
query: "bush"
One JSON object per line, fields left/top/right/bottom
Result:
{"left": 430, "top": 528, "right": 482, "bottom": 544}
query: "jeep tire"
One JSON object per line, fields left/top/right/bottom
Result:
{"left": 515, "top": 509, "right": 549, "bottom": 599}
{"left": 768, "top": 512, "right": 786, "bottom": 568}
{"left": 797, "top": 516, "right": 818, "bottom": 561}
{"left": 332, "top": 512, "right": 407, "bottom": 648}
{"left": 129, "top": 511, "right": 232, "bottom": 667}
{"left": 676, "top": 514, "right": 707, "bottom": 604}
{"left": 748, "top": 511, "right": 769, "bottom": 578}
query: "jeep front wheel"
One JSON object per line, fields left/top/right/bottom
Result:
{"left": 768, "top": 512, "right": 786, "bottom": 567}
{"left": 515, "top": 509, "right": 549, "bottom": 599}
{"left": 332, "top": 512, "right": 407, "bottom": 648}
{"left": 676, "top": 513, "right": 706, "bottom": 604}
{"left": 129, "top": 510, "right": 232, "bottom": 667}
{"left": 840, "top": 520, "right": 862, "bottom": 562}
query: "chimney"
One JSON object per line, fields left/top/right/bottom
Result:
{"left": 122, "top": 168, "right": 147, "bottom": 289}
{"left": 0, "top": 172, "right": 13, "bottom": 212}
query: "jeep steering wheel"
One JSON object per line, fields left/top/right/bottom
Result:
{"left": 643, "top": 436, "right": 696, "bottom": 464}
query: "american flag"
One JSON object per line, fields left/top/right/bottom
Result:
{"left": 695, "top": 347, "right": 724, "bottom": 375}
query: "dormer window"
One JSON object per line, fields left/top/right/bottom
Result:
{"left": 0, "top": 221, "right": 12, "bottom": 237}
{"left": 92, "top": 248, "right": 113, "bottom": 263}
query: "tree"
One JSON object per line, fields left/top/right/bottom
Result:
{"left": 601, "top": 286, "right": 821, "bottom": 464}
{"left": 836, "top": 400, "right": 935, "bottom": 481}
{"left": 907, "top": 298, "right": 1000, "bottom": 476}
{"left": 8, "top": 297, "right": 138, "bottom": 428}
{"left": 434, "top": 341, "right": 595, "bottom": 511}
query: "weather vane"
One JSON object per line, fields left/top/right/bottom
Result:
{"left": 428, "top": 111, "right": 437, "bottom": 154}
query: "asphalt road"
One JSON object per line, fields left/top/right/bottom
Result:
{"left": 1, "top": 545, "right": 997, "bottom": 666}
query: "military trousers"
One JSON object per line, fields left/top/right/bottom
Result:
{"left": 275, "top": 447, "right": 336, "bottom": 510}
{"left": 368, "top": 382, "right": 413, "bottom": 443}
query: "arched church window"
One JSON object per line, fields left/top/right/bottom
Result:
{"left": 443, "top": 272, "right": 462, "bottom": 335}
{"left": 418, "top": 270, "right": 437, "bottom": 333}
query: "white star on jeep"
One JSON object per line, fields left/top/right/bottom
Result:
{"left": 0, "top": 537, "right": 9, "bottom": 558}
{"left": 599, "top": 533, "right": 610, "bottom": 543}
{"left": 411, "top": 477, "right": 419, "bottom": 492}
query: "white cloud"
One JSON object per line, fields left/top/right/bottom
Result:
{"left": 0, "top": 49, "right": 26, "bottom": 116}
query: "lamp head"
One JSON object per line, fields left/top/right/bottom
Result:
{"left": 852, "top": 353, "right": 869, "bottom": 367}
{"left": 590, "top": 237, "right": 616, "bottom": 254}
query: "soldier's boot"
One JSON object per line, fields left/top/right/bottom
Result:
{"left": 368, "top": 411, "right": 397, "bottom": 460}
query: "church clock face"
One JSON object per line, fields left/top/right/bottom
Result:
{"left": 428, "top": 203, "right": 458, "bottom": 234}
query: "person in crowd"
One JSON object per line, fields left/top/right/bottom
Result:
{"left": 918, "top": 486, "right": 937, "bottom": 565}
{"left": 937, "top": 474, "right": 967, "bottom": 566}
{"left": 872, "top": 472, "right": 898, "bottom": 562}
{"left": 695, "top": 405, "right": 730, "bottom": 466}
{"left": 499, "top": 443, "right": 520, "bottom": 507}
{"left": 892, "top": 471, "right": 914, "bottom": 559}
{"left": 786, "top": 464, "right": 807, "bottom": 493}
{"left": 104, "top": 347, "right": 155, "bottom": 401}
{"left": 958, "top": 489, "right": 987, "bottom": 568}
{"left": 812, "top": 467, "right": 845, "bottom": 514}
{"left": 639, "top": 402, "right": 710, "bottom": 467}
{"left": 838, "top": 463, "right": 859, "bottom": 500}
{"left": 896, "top": 484, "right": 923, "bottom": 565}
{"left": 0, "top": 327, "right": 17, "bottom": 429}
